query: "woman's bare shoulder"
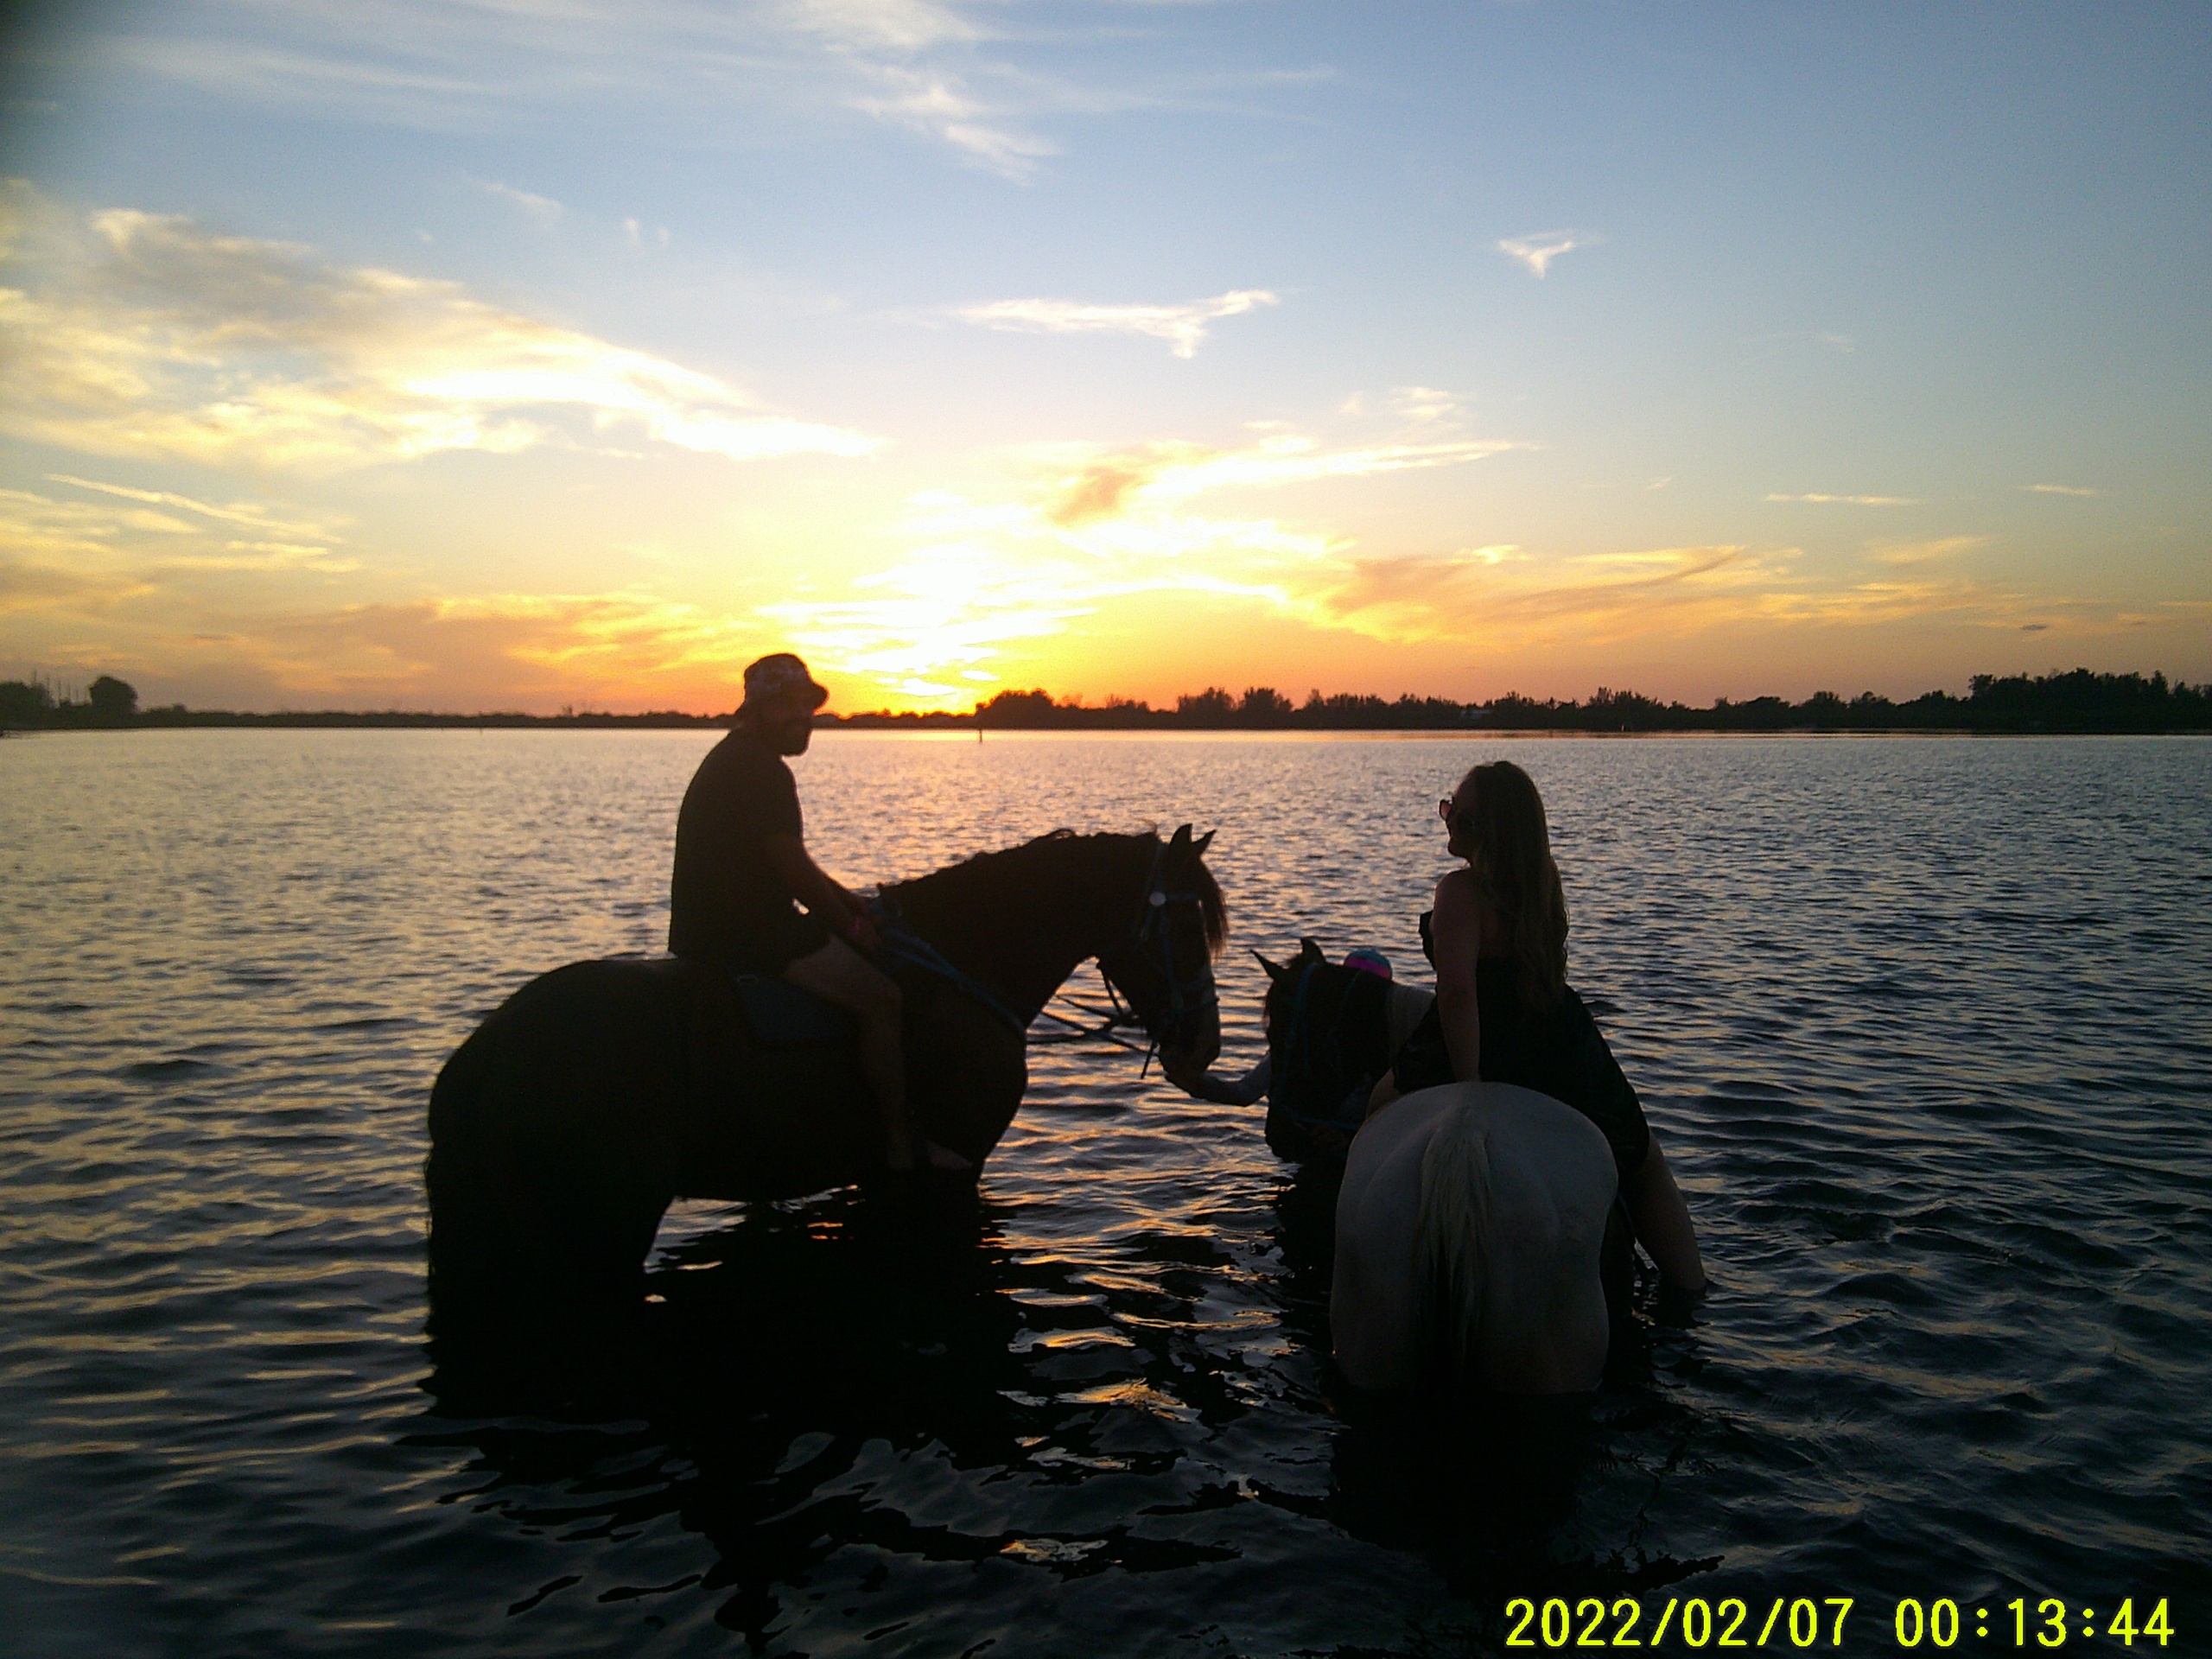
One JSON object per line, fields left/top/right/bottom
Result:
{"left": 1433, "top": 868, "right": 1481, "bottom": 909}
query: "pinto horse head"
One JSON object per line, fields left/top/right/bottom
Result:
{"left": 1096, "top": 823, "right": 1224, "bottom": 1090}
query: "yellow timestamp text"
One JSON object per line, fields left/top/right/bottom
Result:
{"left": 1502, "top": 1596, "right": 2176, "bottom": 1649}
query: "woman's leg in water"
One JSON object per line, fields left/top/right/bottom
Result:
{"left": 1624, "top": 1130, "right": 1705, "bottom": 1296}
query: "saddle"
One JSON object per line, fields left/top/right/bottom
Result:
{"left": 728, "top": 974, "right": 855, "bottom": 1046}
{"left": 705, "top": 920, "right": 1026, "bottom": 1055}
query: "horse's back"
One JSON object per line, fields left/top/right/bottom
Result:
{"left": 1333, "top": 1083, "right": 1614, "bottom": 1395}
{"left": 1471, "top": 1084, "right": 1616, "bottom": 1237}
{"left": 433, "top": 957, "right": 700, "bottom": 1189}
{"left": 429, "top": 951, "right": 1038, "bottom": 1203}
{"left": 430, "top": 955, "right": 880, "bottom": 1199}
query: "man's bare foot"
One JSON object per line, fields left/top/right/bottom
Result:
{"left": 882, "top": 1119, "right": 923, "bottom": 1171}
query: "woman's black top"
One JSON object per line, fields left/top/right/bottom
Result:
{"left": 1391, "top": 910, "right": 1652, "bottom": 1179}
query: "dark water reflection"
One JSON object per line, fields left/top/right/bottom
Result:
{"left": 3, "top": 730, "right": 2208, "bottom": 1656}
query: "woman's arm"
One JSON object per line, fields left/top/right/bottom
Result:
{"left": 1624, "top": 1132, "right": 1707, "bottom": 1299}
{"left": 1429, "top": 870, "right": 1484, "bottom": 1081}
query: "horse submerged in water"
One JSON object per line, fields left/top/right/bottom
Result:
{"left": 1244, "top": 940, "right": 1629, "bottom": 1395}
{"left": 428, "top": 826, "right": 1224, "bottom": 1312}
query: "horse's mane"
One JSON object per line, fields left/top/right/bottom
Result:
{"left": 888, "top": 828, "right": 1227, "bottom": 954}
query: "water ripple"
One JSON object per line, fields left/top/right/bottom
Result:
{"left": 3, "top": 729, "right": 2208, "bottom": 1656}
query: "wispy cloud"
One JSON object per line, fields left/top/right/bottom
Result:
{"left": 1294, "top": 543, "right": 1771, "bottom": 646}
{"left": 2022, "top": 482, "right": 2097, "bottom": 497}
{"left": 42, "top": 474, "right": 338, "bottom": 540}
{"left": 0, "top": 184, "right": 879, "bottom": 474}
{"left": 1742, "top": 329, "right": 1856, "bottom": 354}
{"left": 1039, "top": 434, "right": 1527, "bottom": 526}
{"left": 1865, "top": 535, "right": 1986, "bottom": 567}
{"left": 956, "top": 289, "right": 1279, "bottom": 359}
{"left": 100, "top": 0, "right": 1317, "bottom": 180}
{"left": 1287, "top": 536, "right": 2189, "bottom": 658}
{"left": 478, "top": 179, "right": 564, "bottom": 226}
{"left": 1338, "top": 386, "right": 1469, "bottom": 422}
{"left": 1393, "top": 385, "right": 1465, "bottom": 424}
{"left": 785, "top": 0, "right": 981, "bottom": 54}
{"left": 1497, "top": 231, "right": 1599, "bottom": 278}
{"left": 853, "top": 67, "right": 1058, "bottom": 179}
{"left": 1764, "top": 493, "right": 1922, "bottom": 506}
{"left": 0, "top": 483, "right": 358, "bottom": 595}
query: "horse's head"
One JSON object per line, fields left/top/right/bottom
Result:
{"left": 1255, "top": 938, "right": 1397, "bottom": 1129}
{"left": 1256, "top": 936, "right": 1332, "bottom": 1058}
{"left": 1096, "top": 824, "right": 1224, "bottom": 1090}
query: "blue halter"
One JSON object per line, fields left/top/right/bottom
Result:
{"left": 1109, "top": 839, "right": 1220, "bottom": 1052}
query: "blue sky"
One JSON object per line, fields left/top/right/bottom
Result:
{"left": 2, "top": 2, "right": 2206, "bottom": 711}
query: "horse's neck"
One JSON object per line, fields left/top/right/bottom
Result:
{"left": 890, "top": 839, "right": 1140, "bottom": 1022}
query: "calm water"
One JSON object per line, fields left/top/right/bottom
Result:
{"left": 3, "top": 729, "right": 2208, "bottom": 1657}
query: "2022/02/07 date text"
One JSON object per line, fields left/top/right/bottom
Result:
{"left": 1503, "top": 1596, "right": 2176, "bottom": 1649}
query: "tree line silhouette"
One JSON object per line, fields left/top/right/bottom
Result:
{"left": 4, "top": 668, "right": 2208, "bottom": 735}
{"left": 891, "top": 670, "right": 2212, "bottom": 734}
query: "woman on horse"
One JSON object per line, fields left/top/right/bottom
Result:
{"left": 1372, "top": 759, "right": 1706, "bottom": 1300}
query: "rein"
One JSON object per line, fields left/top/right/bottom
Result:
{"left": 878, "top": 836, "right": 1216, "bottom": 1071}
{"left": 864, "top": 899, "right": 1030, "bottom": 1038}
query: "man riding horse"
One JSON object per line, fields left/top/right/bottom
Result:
{"left": 671, "top": 652, "right": 967, "bottom": 1173}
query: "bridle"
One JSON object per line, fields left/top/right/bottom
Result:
{"left": 1036, "top": 839, "right": 1218, "bottom": 1075}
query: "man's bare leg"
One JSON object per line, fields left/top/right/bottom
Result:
{"left": 783, "top": 938, "right": 968, "bottom": 1171}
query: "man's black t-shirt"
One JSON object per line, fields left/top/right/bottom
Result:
{"left": 669, "top": 728, "right": 817, "bottom": 970}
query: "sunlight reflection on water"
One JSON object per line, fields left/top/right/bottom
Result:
{"left": 2, "top": 728, "right": 2208, "bottom": 1656}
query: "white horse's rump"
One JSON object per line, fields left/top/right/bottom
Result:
{"left": 1332, "top": 1083, "right": 1617, "bottom": 1395}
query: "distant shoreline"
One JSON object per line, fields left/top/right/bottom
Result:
{"left": 10, "top": 721, "right": 2209, "bottom": 740}
{"left": 5, "top": 667, "right": 2207, "bottom": 737}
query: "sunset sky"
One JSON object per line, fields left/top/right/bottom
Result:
{"left": 2, "top": 2, "right": 2206, "bottom": 713}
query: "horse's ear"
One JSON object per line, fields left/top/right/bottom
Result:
{"left": 1298, "top": 937, "right": 1325, "bottom": 963}
{"left": 1192, "top": 829, "right": 1215, "bottom": 855}
{"left": 1255, "top": 950, "right": 1287, "bottom": 983}
{"left": 1169, "top": 823, "right": 1193, "bottom": 849}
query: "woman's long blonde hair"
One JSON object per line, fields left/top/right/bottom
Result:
{"left": 1451, "top": 760, "right": 1567, "bottom": 1008}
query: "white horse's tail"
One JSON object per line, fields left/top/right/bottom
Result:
{"left": 1414, "top": 1100, "right": 1495, "bottom": 1388}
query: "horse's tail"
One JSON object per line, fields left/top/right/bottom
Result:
{"left": 1414, "top": 1099, "right": 1496, "bottom": 1389}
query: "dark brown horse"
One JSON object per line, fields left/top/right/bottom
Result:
{"left": 426, "top": 826, "right": 1225, "bottom": 1309}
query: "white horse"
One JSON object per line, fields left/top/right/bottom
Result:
{"left": 1332, "top": 1082, "right": 1618, "bottom": 1395}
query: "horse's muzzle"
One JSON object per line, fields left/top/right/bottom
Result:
{"left": 1157, "top": 1003, "right": 1221, "bottom": 1092}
